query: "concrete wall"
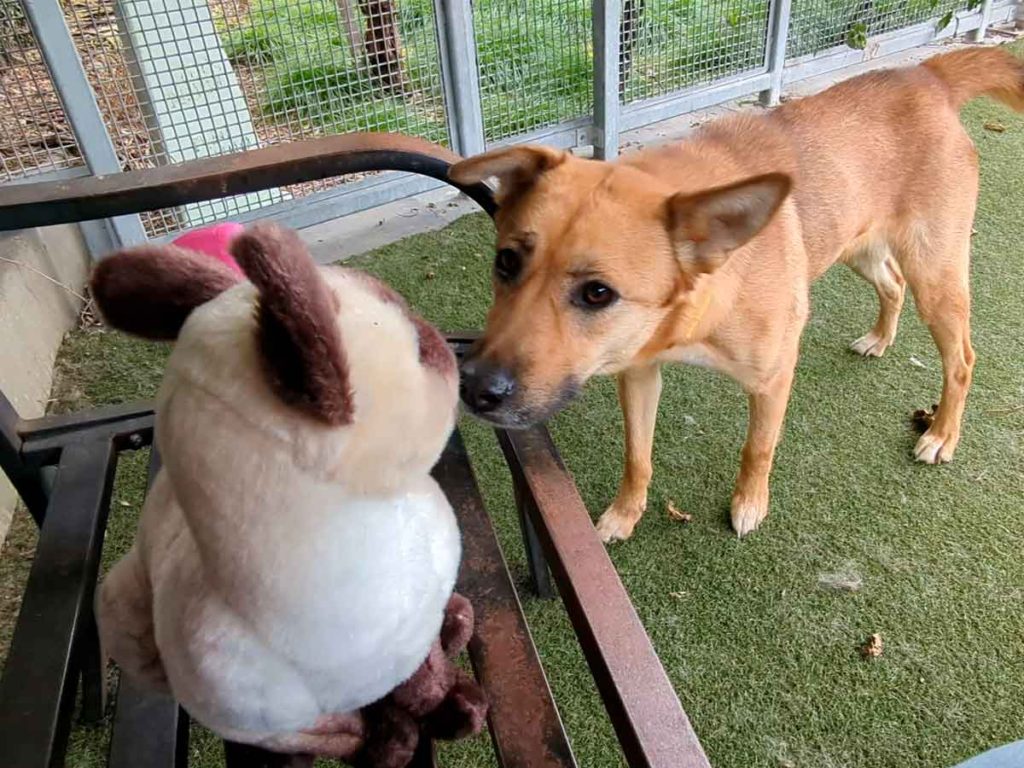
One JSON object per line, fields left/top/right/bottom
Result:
{"left": 0, "top": 224, "right": 90, "bottom": 540}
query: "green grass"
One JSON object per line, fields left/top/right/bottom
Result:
{"left": 4, "top": 45, "right": 1023, "bottom": 767}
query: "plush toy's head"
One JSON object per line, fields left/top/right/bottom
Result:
{"left": 91, "top": 222, "right": 458, "bottom": 493}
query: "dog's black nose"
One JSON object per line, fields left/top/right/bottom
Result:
{"left": 460, "top": 358, "right": 517, "bottom": 414}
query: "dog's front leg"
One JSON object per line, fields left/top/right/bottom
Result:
{"left": 596, "top": 363, "right": 663, "bottom": 543}
{"left": 731, "top": 361, "right": 796, "bottom": 537}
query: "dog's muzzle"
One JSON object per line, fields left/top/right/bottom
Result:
{"left": 459, "top": 357, "right": 517, "bottom": 416}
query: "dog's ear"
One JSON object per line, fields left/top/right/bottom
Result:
{"left": 665, "top": 173, "right": 791, "bottom": 273}
{"left": 449, "top": 145, "right": 566, "bottom": 202}
{"left": 90, "top": 245, "right": 243, "bottom": 341}
{"left": 231, "top": 222, "right": 354, "bottom": 426}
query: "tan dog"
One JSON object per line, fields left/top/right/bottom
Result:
{"left": 450, "top": 47, "right": 1024, "bottom": 541}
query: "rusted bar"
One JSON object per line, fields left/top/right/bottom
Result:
{"left": 0, "top": 390, "right": 49, "bottom": 523}
{"left": 496, "top": 426, "right": 711, "bottom": 768}
{"left": 19, "top": 414, "right": 154, "bottom": 469}
{"left": 0, "top": 440, "right": 118, "bottom": 768}
{"left": 0, "top": 133, "right": 496, "bottom": 231}
{"left": 433, "top": 430, "right": 577, "bottom": 768}
{"left": 107, "top": 679, "right": 189, "bottom": 768}
{"left": 511, "top": 468, "right": 556, "bottom": 599}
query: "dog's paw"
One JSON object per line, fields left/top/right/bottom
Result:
{"left": 850, "top": 331, "right": 892, "bottom": 358}
{"left": 914, "top": 427, "right": 958, "bottom": 464}
{"left": 595, "top": 505, "right": 641, "bottom": 543}
{"left": 731, "top": 489, "right": 769, "bottom": 537}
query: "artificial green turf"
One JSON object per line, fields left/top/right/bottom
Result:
{"left": 5, "top": 44, "right": 1024, "bottom": 768}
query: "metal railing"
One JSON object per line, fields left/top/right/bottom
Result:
{"left": 1, "top": 0, "right": 1019, "bottom": 252}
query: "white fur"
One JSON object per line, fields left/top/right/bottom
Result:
{"left": 98, "top": 267, "right": 461, "bottom": 746}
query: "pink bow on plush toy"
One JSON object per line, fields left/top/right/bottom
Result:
{"left": 171, "top": 222, "right": 246, "bottom": 277}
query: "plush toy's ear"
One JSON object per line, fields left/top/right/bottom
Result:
{"left": 231, "top": 222, "right": 354, "bottom": 426}
{"left": 90, "top": 245, "right": 243, "bottom": 341}
{"left": 448, "top": 145, "right": 566, "bottom": 202}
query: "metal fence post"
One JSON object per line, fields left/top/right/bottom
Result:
{"left": 593, "top": 0, "right": 622, "bottom": 160}
{"left": 970, "top": 0, "right": 993, "bottom": 42}
{"left": 435, "top": 0, "right": 486, "bottom": 157}
{"left": 21, "top": 0, "right": 148, "bottom": 251}
{"left": 760, "top": 0, "right": 793, "bottom": 107}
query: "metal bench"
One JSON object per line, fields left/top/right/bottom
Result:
{"left": 0, "top": 133, "right": 711, "bottom": 768}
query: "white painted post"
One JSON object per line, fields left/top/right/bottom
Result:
{"left": 434, "top": 0, "right": 485, "bottom": 156}
{"left": 593, "top": 0, "right": 621, "bottom": 160}
{"left": 760, "top": 0, "right": 793, "bottom": 107}
{"left": 115, "top": 0, "right": 288, "bottom": 229}
{"left": 970, "top": 0, "right": 993, "bottom": 42}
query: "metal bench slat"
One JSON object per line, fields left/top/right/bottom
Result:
{"left": 107, "top": 446, "right": 192, "bottom": 768}
{"left": 0, "top": 440, "right": 118, "bottom": 768}
{"left": 107, "top": 679, "right": 188, "bottom": 768}
{"left": 497, "top": 426, "right": 711, "bottom": 768}
{"left": 0, "top": 134, "right": 495, "bottom": 231}
{"left": 434, "top": 430, "right": 577, "bottom": 768}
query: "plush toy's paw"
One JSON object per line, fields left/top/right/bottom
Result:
{"left": 391, "top": 643, "right": 454, "bottom": 717}
{"left": 356, "top": 705, "right": 419, "bottom": 768}
{"left": 424, "top": 671, "right": 488, "bottom": 741}
{"left": 440, "top": 593, "right": 474, "bottom": 657}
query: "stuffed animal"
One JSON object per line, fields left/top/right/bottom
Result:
{"left": 90, "top": 221, "right": 487, "bottom": 765}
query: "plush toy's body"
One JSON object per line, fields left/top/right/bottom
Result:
{"left": 92, "top": 224, "right": 485, "bottom": 763}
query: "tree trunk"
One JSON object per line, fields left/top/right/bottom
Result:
{"left": 357, "top": 0, "right": 405, "bottom": 92}
{"left": 619, "top": 0, "right": 645, "bottom": 97}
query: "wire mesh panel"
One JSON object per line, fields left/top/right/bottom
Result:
{"left": 472, "top": 0, "right": 592, "bottom": 143}
{"left": 619, "top": 0, "right": 771, "bottom": 104}
{"left": 0, "top": 0, "right": 83, "bottom": 181}
{"left": 787, "top": 0, "right": 975, "bottom": 59}
{"left": 60, "top": 0, "right": 449, "bottom": 236}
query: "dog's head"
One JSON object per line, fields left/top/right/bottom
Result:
{"left": 449, "top": 145, "right": 791, "bottom": 428}
{"left": 91, "top": 222, "right": 458, "bottom": 493}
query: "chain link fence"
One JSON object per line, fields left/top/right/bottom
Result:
{"left": 0, "top": 0, "right": 82, "bottom": 179}
{"left": 620, "top": 0, "right": 770, "bottom": 103}
{"left": 788, "top": 0, "right": 975, "bottom": 58}
{"left": 1, "top": 0, "right": 1018, "bottom": 240}
{"left": 472, "top": 0, "right": 592, "bottom": 142}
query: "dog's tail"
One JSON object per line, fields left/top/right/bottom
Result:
{"left": 922, "top": 46, "right": 1024, "bottom": 111}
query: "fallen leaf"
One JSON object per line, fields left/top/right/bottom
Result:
{"left": 909, "top": 355, "right": 927, "bottom": 369}
{"left": 859, "top": 633, "right": 884, "bottom": 659}
{"left": 911, "top": 404, "right": 939, "bottom": 433}
{"left": 669, "top": 591, "right": 688, "bottom": 599}
{"left": 667, "top": 500, "right": 692, "bottom": 523}
{"left": 818, "top": 570, "right": 863, "bottom": 592}
{"left": 971, "top": 226, "right": 978, "bottom": 236}
{"left": 984, "top": 120, "right": 1006, "bottom": 133}
{"left": 119, "top": 500, "right": 131, "bottom": 507}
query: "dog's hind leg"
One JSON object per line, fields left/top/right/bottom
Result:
{"left": 596, "top": 363, "right": 662, "bottom": 543}
{"left": 898, "top": 226, "right": 975, "bottom": 464}
{"left": 846, "top": 237, "right": 906, "bottom": 358}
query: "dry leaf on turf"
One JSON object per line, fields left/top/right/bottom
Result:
{"left": 667, "top": 501, "right": 692, "bottom": 523}
{"left": 984, "top": 120, "right": 1006, "bottom": 133}
{"left": 859, "top": 633, "right": 884, "bottom": 659}
{"left": 911, "top": 404, "right": 939, "bottom": 433}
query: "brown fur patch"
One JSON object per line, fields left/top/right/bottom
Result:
{"left": 232, "top": 223, "right": 354, "bottom": 426}
{"left": 90, "top": 245, "right": 242, "bottom": 340}
{"left": 348, "top": 269, "right": 456, "bottom": 378}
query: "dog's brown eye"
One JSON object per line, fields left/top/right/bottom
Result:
{"left": 576, "top": 281, "right": 617, "bottom": 310}
{"left": 495, "top": 248, "right": 521, "bottom": 282}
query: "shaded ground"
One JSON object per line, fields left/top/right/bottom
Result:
{"left": 2, "top": 42, "right": 1023, "bottom": 768}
